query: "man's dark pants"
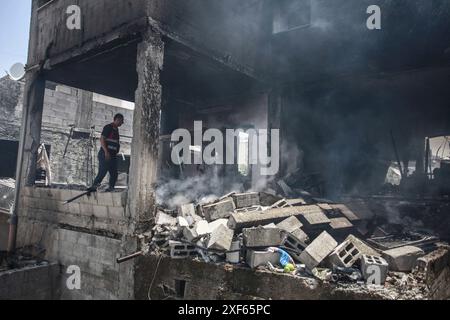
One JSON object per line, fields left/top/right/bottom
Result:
{"left": 93, "top": 149, "right": 118, "bottom": 189}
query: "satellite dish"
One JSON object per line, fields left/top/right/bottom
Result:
{"left": 8, "top": 63, "right": 26, "bottom": 81}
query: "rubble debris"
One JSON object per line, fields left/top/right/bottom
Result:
{"left": 331, "top": 266, "right": 363, "bottom": 283}
{"left": 202, "top": 197, "right": 235, "bottom": 221}
{"left": 312, "top": 268, "right": 333, "bottom": 281}
{"left": 299, "top": 231, "right": 338, "bottom": 270}
{"left": 207, "top": 224, "right": 233, "bottom": 251}
{"left": 243, "top": 227, "right": 287, "bottom": 248}
{"left": 232, "top": 192, "right": 260, "bottom": 209}
{"left": 382, "top": 246, "right": 425, "bottom": 272}
{"left": 361, "top": 255, "right": 389, "bottom": 285}
{"left": 143, "top": 189, "right": 447, "bottom": 298}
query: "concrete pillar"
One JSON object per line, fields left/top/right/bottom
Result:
{"left": 127, "top": 29, "right": 164, "bottom": 233}
{"left": 20, "top": 72, "right": 46, "bottom": 186}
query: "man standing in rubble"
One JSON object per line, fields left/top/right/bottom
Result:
{"left": 89, "top": 114, "right": 124, "bottom": 192}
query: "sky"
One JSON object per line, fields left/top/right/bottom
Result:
{"left": 0, "top": 0, "right": 31, "bottom": 75}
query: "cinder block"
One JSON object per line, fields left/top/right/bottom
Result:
{"left": 344, "top": 235, "right": 380, "bottom": 257}
{"left": 382, "top": 246, "right": 425, "bottom": 272}
{"left": 328, "top": 239, "right": 362, "bottom": 268}
{"left": 282, "top": 233, "right": 307, "bottom": 262}
{"left": 111, "top": 192, "right": 127, "bottom": 208}
{"left": 108, "top": 206, "right": 125, "bottom": 220}
{"left": 299, "top": 231, "right": 338, "bottom": 270}
{"left": 207, "top": 224, "right": 234, "bottom": 251}
{"left": 361, "top": 255, "right": 388, "bottom": 285}
{"left": 297, "top": 206, "right": 331, "bottom": 228}
{"left": 169, "top": 241, "right": 197, "bottom": 259}
{"left": 232, "top": 192, "right": 260, "bottom": 209}
{"left": 68, "top": 203, "right": 81, "bottom": 215}
{"left": 292, "top": 229, "right": 309, "bottom": 243}
{"left": 246, "top": 250, "right": 280, "bottom": 268}
{"left": 96, "top": 192, "right": 114, "bottom": 206}
{"left": 92, "top": 205, "right": 108, "bottom": 219}
{"left": 243, "top": 227, "right": 286, "bottom": 248}
{"left": 79, "top": 203, "right": 94, "bottom": 216}
{"left": 202, "top": 198, "right": 235, "bottom": 221}
{"left": 276, "top": 216, "right": 303, "bottom": 234}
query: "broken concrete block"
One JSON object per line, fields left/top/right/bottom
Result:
{"left": 177, "top": 216, "right": 189, "bottom": 228}
{"left": 330, "top": 204, "right": 361, "bottom": 222}
{"left": 297, "top": 206, "right": 331, "bottom": 228}
{"left": 169, "top": 241, "right": 197, "bottom": 259}
{"left": 243, "top": 227, "right": 287, "bottom": 248}
{"left": 178, "top": 203, "right": 196, "bottom": 217}
{"left": 292, "top": 229, "right": 309, "bottom": 243}
{"left": 361, "top": 255, "right": 388, "bottom": 285}
{"left": 228, "top": 207, "right": 302, "bottom": 231}
{"left": 269, "top": 199, "right": 292, "bottom": 209}
{"left": 286, "top": 198, "right": 307, "bottom": 206}
{"left": 283, "top": 233, "right": 307, "bottom": 262}
{"left": 232, "top": 192, "right": 260, "bottom": 208}
{"left": 263, "top": 223, "right": 278, "bottom": 229}
{"left": 183, "top": 227, "right": 198, "bottom": 242}
{"left": 276, "top": 216, "right": 303, "bottom": 234}
{"left": 156, "top": 211, "right": 177, "bottom": 226}
{"left": 317, "top": 203, "right": 334, "bottom": 211}
{"left": 208, "top": 219, "right": 228, "bottom": 234}
{"left": 207, "top": 224, "right": 234, "bottom": 251}
{"left": 202, "top": 197, "right": 235, "bottom": 221}
{"left": 328, "top": 239, "right": 362, "bottom": 268}
{"left": 195, "top": 220, "right": 209, "bottom": 236}
{"left": 329, "top": 217, "right": 353, "bottom": 230}
{"left": 259, "top": 192, "right": 282, "bottom": 206}
{"left": 344, "top": 235, "right": 380, "bottom": 257}
{"left": 382, "top": 246, "right": 425, "bottom": 272}
{"left": 299, "top": 231, "right": 338, "bottom": 270}
{"left": 246, "top": 250, "right": 280, "bottom": 268}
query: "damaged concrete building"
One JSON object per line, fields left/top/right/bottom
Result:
{"left": 1, "top": 0, "right": 450, "bottom": 300}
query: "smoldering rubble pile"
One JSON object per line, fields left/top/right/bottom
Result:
{"left": 149, "top": 191, "right": 447, "bottom": 293}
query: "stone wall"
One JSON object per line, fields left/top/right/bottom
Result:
{"left": 0, "top": 263, "right": 60, "bottom": 300}
{"left": 16, "top": 187, "right": 136, "bottom": 300}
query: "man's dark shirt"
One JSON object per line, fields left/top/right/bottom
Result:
{"left": 102, "top": 124, "right": 120, "bottom": 156}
